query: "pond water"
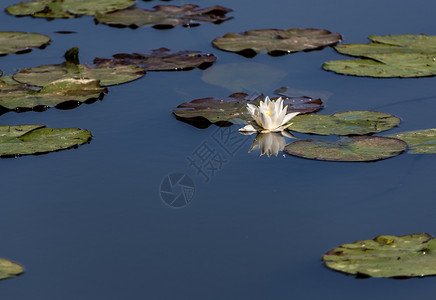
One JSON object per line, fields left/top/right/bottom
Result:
{"left": 1, "top": 0, "right": 436, "bottom": 299}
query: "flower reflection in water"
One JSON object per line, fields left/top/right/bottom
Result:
{"left": 247, "top": 131, "right": 296, "bottom": 157}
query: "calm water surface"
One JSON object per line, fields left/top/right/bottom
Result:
{"left": 1, "top": 0, "right": 436, "bottom": 299}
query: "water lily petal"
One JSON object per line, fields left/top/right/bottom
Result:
{"left": 275, "top": 97, "right": 284, "bottom": 116}
{"left": 239, "top": 124, "right": 258, "bottom": 132}
{"left": 260, "top": 111, "right": 273, "bottom": 130}
{"left": 277, "top": 104, "right": 288, "bottom": 125}
{"left": 282, "top": 111, "right": 300, "bottom": 125}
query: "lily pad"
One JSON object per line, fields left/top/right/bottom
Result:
{"left": 0, "top": 125, "right": 92, "bottom": 157}
{"left": 201, "top": 62, "right": 287, "bottom": 92}
{"left": 0, "top": 32, "right": 50, "bottom": 56}
{"left": 13, "top": 48, "right": 145, "bottom": 87}
{"left": 95, "top": 5, "right": 232, "bottom": 29}
{"left": 323, "top": 34, "right": 436, "bottom": 77}
{"left": 335, "top": 34, "right": 436, "bottom": 57}
{"left": 173, "top": 93, "right": 323, "bottom": 125}
{"left": 93, "top": 48, "right": 216, "bottom": 71}
{"left": 212, "top": 28, "right": 342, "bottom": 57}
{"left": 323, "top": 233, "right": 436, "bottom": 278}
{"left": 288, "top": 111, "right": 400, "bottom": 135}
{"left": 6, "top": 0, "right": 135, "bottom": 18}
{"left": 0, "top": 258, "right": 23, "bottom": 280}
{"left": 274, "top": 86, "right": 333, "bottom": 101}
{"left": 0, "top": 76, "right": 106, "bottom": 111}
{"left": 386, "top": 129, "right": 436, "bottom": 154}
{"left": 284, "top": 136, "right": 407, "bottom": 162}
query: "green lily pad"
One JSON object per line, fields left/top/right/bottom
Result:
{"left": 0, "top": 125, "right": 92, "bottom": 157}
{"left": 288, "top": 111, "right": 400, "bottom": 135}
{"left": 212, "top": 28, "right": 342, "bottom": 57}
{"left": 201, "top": 62, "right": 287, "bottom": 92}
{"left": 323, "top": 233, "right": 436, "bottom": 278}
{"left": 284, "top": 136, "right": 407, "bottom": 162}
{"left": 6, "top": 0, "right": 135, "bottom": 19}
{"left": 0, "top": 76, "right": 106, "bottom": 111}
{"left": 0, "top": 32, "right": 50, "bottom": 56}
{"left": 173, "top": 93, "right": 323, "bottom": 125}
{"left": 323, "top": 34, "right": 436, "bottom": 77}
{"left": 95, "top": 5, "right": 232, "bottom": 29}
{"left": 0, "top": 258, "right": 23, "bottom": 280}
{"left": 335, "top": 34, "right": 436, "bottom": 57}
{"left": 386, "top": 129, "right": 436, "bottom": 154}
{"left": 93, "top": 48, "right": 216, "bottom": 71}
{"left": 13, "top": 48, "right": 145, "bottom": 87}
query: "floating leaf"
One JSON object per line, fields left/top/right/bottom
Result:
{"left": 0, "top": 125, "right": 92, "bottom": 157}
{"left": 13, "top": 48, "right": 145, "bottom": 87}
{"left": 95, "top": 5, "right": 232, "bottom": 29}
{"left": 323, "top": 53, "right": 436, "bottom": 78}
{"left": 0, "top": 258, "right": 23, "bottom": 280}
{"left": 386, "top": 129, "right": 436, "bottom": 154}
{"left": 323, "top": 233, "right": 436, "bottom": 278}
{"left": 323, "top": 34, "right": 436, "bottom": 77}
{"left": 0, "top": 77, "right": 106, "bottom": 111}
{"left": 284, "top": 136, "right": 407, "bottom": 162}
{"left": 335, "top": 34, "right": 436, "bottom": 57}
{"left": 0, "top": 31, "right": 50, "bottom": 56}
{"left": 212, "top": 28, "right": 342, "bottom": 57}
{"left": 6, "top": 0, "right": 135, "bottom": 18}
{"left": 201, "top": 62, "right": 287, "bottom": 92}
{"left": 93, "top": 48, "right": 216, "bottom": 71}
{"left": 173, "top": 93, "right": 323, "bottom": 125}
{"left": 288, "top": 111, "right": 400, "bottom": 135}
{"left": 274, "top": 86, "right": 332, "bottom": 101}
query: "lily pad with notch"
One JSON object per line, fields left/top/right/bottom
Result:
{"left": 323, "top": 34, "right": 436, "bottom": 77}
{"left": 386, "top": 129, "right": 436, "bottom": 154}
{"left": 13, "top": 47, "right": 145, "bottom": 87}
{"left": 94, "top": 5, "right": 232, "bottom": 29}
{"left": 0, "top": 31, "right": 50, "bottom": 56}
{"left": 173, "top": 93, "right": 323, "bottom": 128}
{"left": 93, "top": 48, "right": 216, "bottom": 71}
{"left": 6, "top": 0, "right": 135, "bottom": 19}
{"left": 212, "top": 28, "right": 342, "bottom": 57}
{"left": 284, "top": 136, "right": 407, "bottom": 162}
{"left": 288, "top": 111, "right": 400, "bottom": 135}
{"left": 323, "top": 233, "right": 436, "bottom": 278}
{"left": 0, "top": 76, "right": 106, "bottom": 111}
{"left": 0, "top": 125, "right": 92, "bottom": 157}
{"left": 0, "top": 258, "right": 23, "bottom": 280}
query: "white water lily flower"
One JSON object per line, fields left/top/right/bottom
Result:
{"left": 239, "top": 96, "right": 300, "bottom": 133}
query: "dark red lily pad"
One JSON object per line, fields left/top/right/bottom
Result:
{"left": 94, "top": 5, "right": 233, "bottom": 29}
{"left": 93, "top": 48, "right": 216, "bottom": 71}
{"left": 173, "top": 93, "right": 323, "bottom": 127}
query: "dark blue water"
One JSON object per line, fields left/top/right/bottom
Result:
{"left": 1, "top": 0, "right": 436, "bottom": 299}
